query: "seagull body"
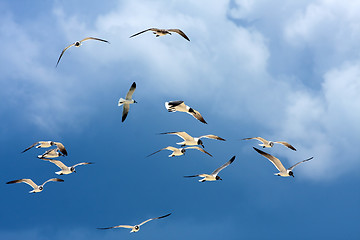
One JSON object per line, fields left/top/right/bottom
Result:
{"left": 37, "top": 148, "right": 64, "bottom": 159}
{"left": 147, "top": 146, "right": 212, "bottom": 157}
{"left": 118, "top": 82, "right": 137, "bottom": 122}
{"left": 161, "top": 131, "right": 225, "bottom": 148}
{"left": 42, "top": 159, "right": 92, "bottom": 175}
{"left": 253, "top": 147, "right": 313, "bottom": 177}
{"left": 22, "top": 141, "right": 68, "bottom": 155}
{"left": 130, "top": 28, "right": 190, "bottom": 41}
{"left": 243, "top": 137, "right": 296, "bottom": 151}
{"left": 6, "top": 178, "right": 64, "bottom": 193}
{"left": 165, "top": 101, "right": 207, "bottom": 124}
{"left": 184, "top": 156, "right": 235, "bottom": 182}
{"left": 56, "top": 37, "right": 110, "bottom": 67}
{"left": 98, "top": 213, "right": 171, "bottom": 233}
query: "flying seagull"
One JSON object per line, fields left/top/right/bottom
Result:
{"left": 147, "top": 146, "right": 212, "bottom": 157}
{"left": 56, "top": 37, "right": 110, "bottom": 67}
{"left": 118, "top": 82, "right": 137, "bottom": 122}
{"left": 184, "top": 156, "right": 235, "bottom": 182}
{"left": 41, "top": 158, "right": 93, "bottom": 175}
{"left": 98, "top": 213, "right": 171, "bottom": 233}
{"left": 165, "top": 101, "right": 207, "bottom": 124}
{"left": 6, "top": 178, "right": 64, "bottom": 193}
{"left": 22, "top": 141, "right": 68, "bottom": 155}
{"left": 130, "top": 28, "right": 190, "bottom": 41}
{"left": 253, "top": 147, "right": 313, "bottom": 177}
{"left": 161, "top": 131, "right": 225, "bottom": 148}
{"left": 37, "top": 148, "right": 64, "bottom": 159}
{"left": 243, "top": 137, "right": 296, "bottom": 151}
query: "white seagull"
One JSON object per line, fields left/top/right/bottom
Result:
{"left": 147, "top": 146, "right": 212, "bottom": 157}
{"left": 6, "top": 178, "right": 64, "bottom": 193}
{"left": 118, "top": 82, "right": 137, "bottom": 122}
{"left": 253, "top": 147, "right": 313, "bottom": 177}
{"left": 56, "top": 37, "right": 110, "bottom": 67}
{"left": 37, "top": 148, "right": 64, "bottom": 159}
{"left": 22, "top": 141, "right": 68, "bottom": 155}
{"left": 184, "top": 156, "right": 235, "bottom": 182}
{"left": 130, "top": 28, "right": 190, "bottom": 41}
{"left": 243, "top": 137, "right": 296, "bottom": 151}
{"left": 42, "top": 158, "right": 93, "bottom": 175}
{"left": 97, "top": 213, "right": 171, "bottom": 233}
{"left": 161, "top": 131, "right": 225, "bottom": 148}
{"left": 165, "top": 101, "right": 207, "bottom": 124}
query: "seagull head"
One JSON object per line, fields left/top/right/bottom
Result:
{"left": 131, "top": 225, "right": 140, "bottom": 232}
{"left": 70, "top": 167, "right": 76, "bottom": 173}
{"left": 181, "top": 148, "right": 186, "bottom": 154}
{"left": 38, "top": 186, "right": 43, "bottom": 191}
{"left": 269, "top": 141, "right": 274, "bottom": 147}
{"left": 289, "top": 171, "right": 294, "bottom": 177}
{"left": 74, "top": 41, "right": 81, "bottom": 47}
{"left": 133, "top": 100, "right": 137, "bottom": 104}
{"left": 216, "top": 176, "right": 222, "bottom": 181}
{"left": 197, "top": 139, "right": 204, "bottom": 148}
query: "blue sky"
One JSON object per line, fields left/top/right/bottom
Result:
{"left": 1, "top": 0, "right": 359, "bottom": 239}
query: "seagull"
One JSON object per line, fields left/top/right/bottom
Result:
{"left": 130, "top": 28, "right": 190, "bottom": 41}
{"left": 56, "top": 37, "right": 110, "bottom": 67}
{"left": 118, "top": 82, "right": 137, "bottom": 122}
{"left": 147, "top": 146, "right": 212, "bottom": 157}
{"left": 253, "top": 147, "right": 313, "bottom": 177}
{"left": 22, "top": 141, "right": 68, "bottom": 155}
{"left": 37, "top": 148, "right": 64, "bottom": 159}
{"left": 184, "top": 156, "right": 235, "bottom": 182}
{"left": 41, "top": 158, "right": 93, "bottom": 175}
{"left": 243, "top": 137, "right": 296, "bottom": 151}
{"left": 97, "top": 213, "right": 171, "bottom": 233}
{"left": 161, "top": 131, "right": 225, "bottom": 148}
{"left": 165, "top": 101, "right": 207, "bottom": 124}
{"left": 6, "top": 178, "right": 64, "bottom": 193}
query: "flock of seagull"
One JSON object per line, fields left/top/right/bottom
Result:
{"left": 7, "top": 27, "right": 314, "bottom": 234}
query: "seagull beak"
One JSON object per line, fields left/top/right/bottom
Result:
{"left": 134, "top": 100, "right": 137, "bottom": 103}
{"left": 201, "top": 144, "right": 205, "bottom": 148}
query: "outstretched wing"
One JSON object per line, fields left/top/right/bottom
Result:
{"left": 6, "top": 179, "right": 37, "bottom": 189}
{"left": 53, "top": 142, "right": 68, "bottom": 156}
{"left": 139, "top": 213, "right": 171, "bottom": 226}
{"left": 211, "top": 156, "right": 235, "bottom": 176}
{"left": 72, "top": 162, "right": 93, "bottom": 168}
{"left": 122, "top": 104, "right": 130, "bottom": 122}
{"left": 97, "top": 225, "right": 134, "bottom": 230}
{"left": 253, "top": 147, "right": 286, "bottom": 172}
{"left": 242, "top": 137, "right": 267, "bottom": 144}
{"left": 147, "top": 146, "right": 178, "bottom": 157}
{"left": 288, "top": 157, "right": 313, "bottom": 171}
{"left": 21, "top": 142, "right": 39, "bottom": 153}
{"left": 125, "top": 82, "right": 136, "bottom": 100}
{"left": 160, "top": 131, "right": 193, "bottom": 141}
{"left": 56, "top": 43, "right": 75, "bottom": 67}
{"left": 274, "top": 141, "right": 297, "bottom": 151}
{"left": 80, "top": 37, "right": 110, "bottom": 44}
{"left": 167, "top": 29, "right": 190, "bottom": 41}
{"left": 129, "top": 28, "right": 159, "bottom": 38}
{"left": 42, "top": 178, "right": 64, "bottom": 186}
{"left": 188, "top": 108, "right": 207, "bottom": 124}
{"left": 199, "top": 135, "right": 226, "bottom": 141}
{"left": 185, "top": 146, "right": 213, "bottom": 157}
{"left": 43, "top": 159, "right": 68, "bottom": 170}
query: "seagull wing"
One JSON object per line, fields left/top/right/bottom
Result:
{"left": 199, "top": 135, "right": 226, "bottom": 141}
{"left": 165, "top": 100, "right": 185, "bottom": 112}
{"left": 253, "top": 147, "right": 286, "bottom": 172}
{"left": 242, "top": 137, "right": 268, "bottom": 144}
{"left": 56, "top": 43, "right": 75, "bottom": 67}
{"left": 138, "top": 213, "right": 171, "bottom": 226}
{"left": 274, "top": 141, "right": 297, "bottom": 151}
{"left": 147, "top": 146, "right": 178, "bottom": 157}
{"left": 6, "top": 179, "right": 38, "bottom": 189}
{"left": 72, "top": 162, "right": 93, "bottom": 168}
{"left": 188, "top": 108, "right": 207, "bottom": 124}
{"left": 185, "top": 146, "right": 213, "bottom": 157}
{"left": 42, "top": 178, "right": 64, "bottom": 187}
{"left": 183, "top": 174, "right": 200, "bottom": 178}
{"left": 211, "top": 156, "right": 236, "bottom": 176}
{"left": 43, "top": 159, "right": 68, "bottom": 170}
{"left": 288, "top": 157, "right": 313, "bottom": 171}
{"left": 21, "top": 142, "right": 39, "bottom": 153}
{"left": 129, "top": 28, "right": 159, "bottom": 38}
{"left": 97, "top": 225, "right": 134, "bottom": 230}
{"left": 167, "top": 29, "right": 190, "bottom": 41}
{"left": 125, "top": 82, "right": 136, "bottom": 100}
{"left": 53, "top": 142, "right": 68, "bottom": 155}
{"left": 160, "top": 131, "right": 194, "bottom": 141}
{"left": 122, "top": 104, "right": 130, "bottom": 122}
{"left": 80, "top": 37, "right": 110, "bottom": 44}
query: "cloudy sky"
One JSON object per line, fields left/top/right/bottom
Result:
{"left": 1, "top": 0, "right": 359, "bottom": 239}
